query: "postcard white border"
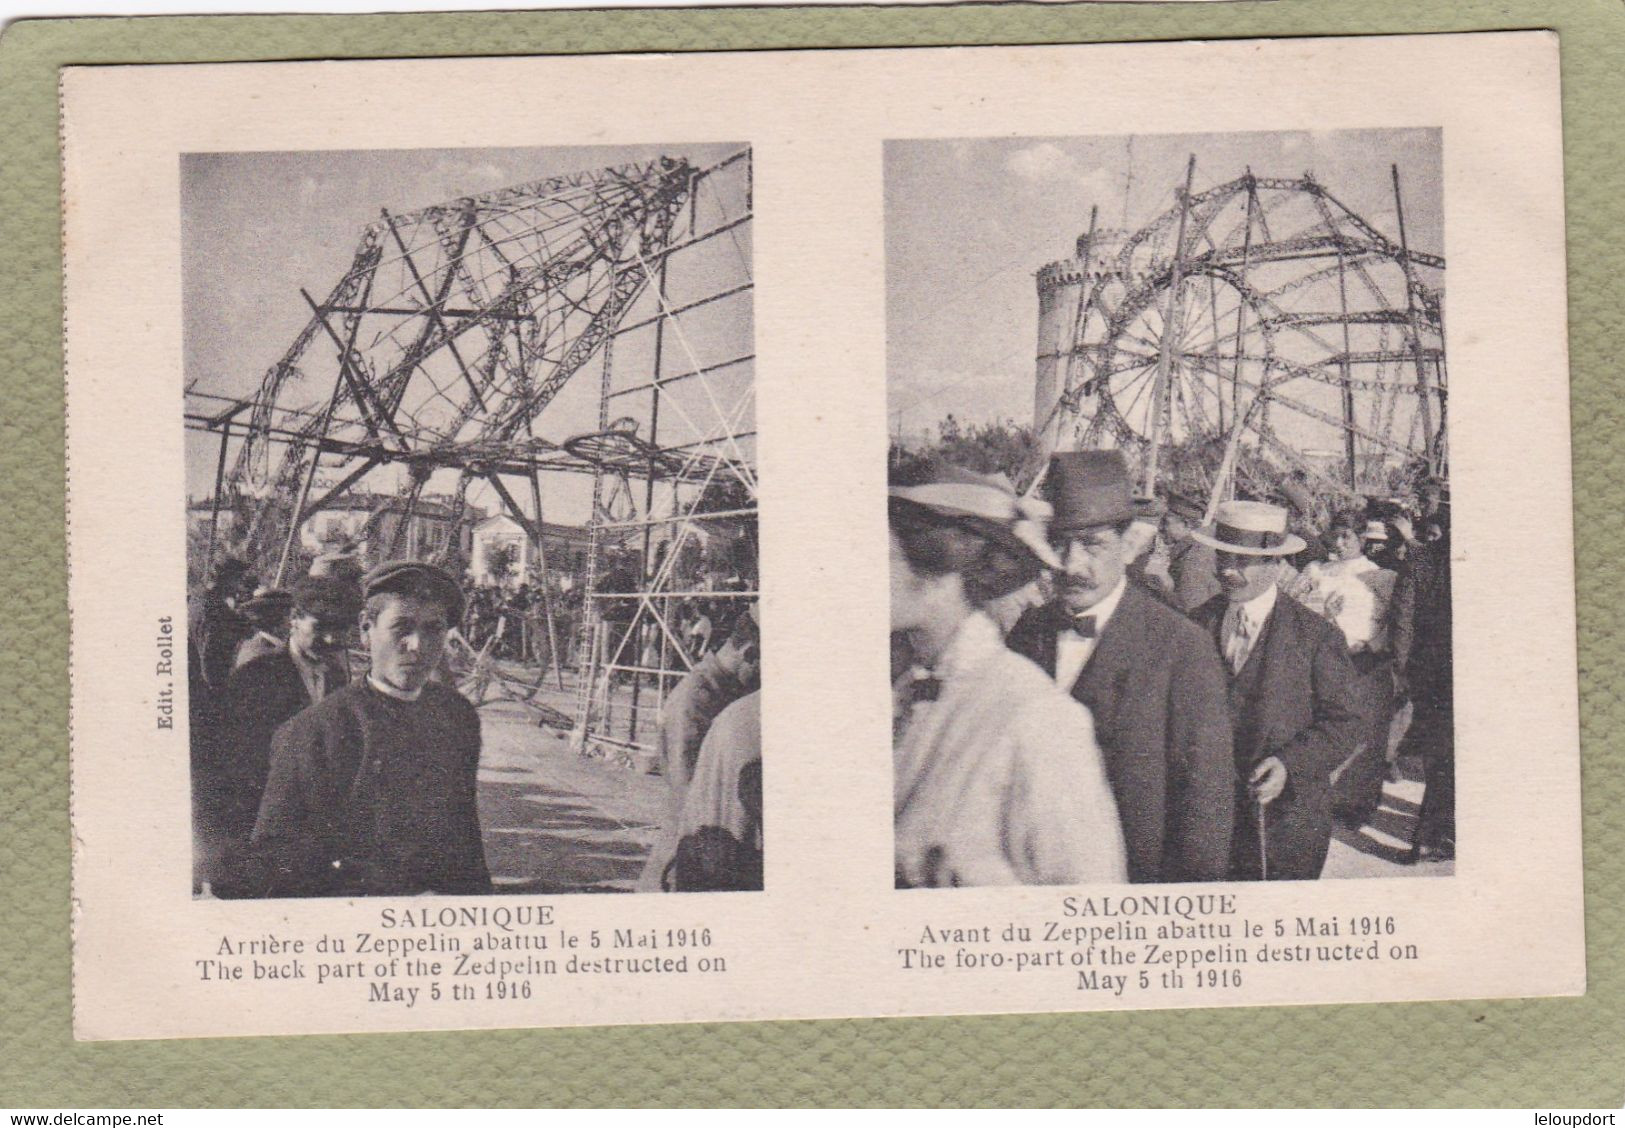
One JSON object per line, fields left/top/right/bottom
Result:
{"left": 63, "top": 32, "right": 1581, "bottom": 1040}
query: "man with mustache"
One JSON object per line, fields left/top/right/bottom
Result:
{"left": 245, "top": 561, "right": 491, "bottom": 898}
{"left": 1006, "top": 451, "right": 1235, "bottom": 884}
{"left": 1191, "top": 501, "right": 1365, "bottom": 880}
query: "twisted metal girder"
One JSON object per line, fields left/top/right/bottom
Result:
{"left": 1052, "top": 169, "right": 1445, "bottom": 496}
{"left": 224, "top": 157, "right": 696, "bottom": 563}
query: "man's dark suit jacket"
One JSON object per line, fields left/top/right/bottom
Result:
{"left": 1192, "top": 590, "right": 1364, "bottom": 881}
{"left": 213, "top": 651, "right": 333, "bottom": 842}
{"left": 1007, "top": 581, "right": 1236, "bottom": 883}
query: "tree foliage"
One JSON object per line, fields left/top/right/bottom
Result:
{"left": 486, "top": 541, "right": 520, "bottom": 583}
{"left": 887, "top": 410, "right": 1427, "bottom": 522}
{"left": 888, "top": 415, "right": 1038, "bottom": 483}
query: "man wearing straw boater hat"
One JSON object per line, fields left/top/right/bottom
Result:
{"left": 1190, "top": 500, "right": 1364, "bottom": 881}
{"left": 1006, "top": 451, "right": 1235, "bottom": 884}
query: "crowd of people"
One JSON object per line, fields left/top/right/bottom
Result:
{"left": 463, "top": 582, "right": 567, "bottom": 665}
{"left": 890, "top": 450, "right": 1454, "bottom": 888}
{"left": 637, "top": 606, "right": 763, "bottom": 892}
{"left": 594, "top": 553, "right": 753, "bottom": 688}
{"left": 187, "top": 452, "right": 1450, "bottom": 899}
{"left": 189, "top": 555, "right": 490, "bottom": 898}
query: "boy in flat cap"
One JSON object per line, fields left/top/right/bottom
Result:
{"left": 246, "top": 562, "right": 491, "bottom": 898}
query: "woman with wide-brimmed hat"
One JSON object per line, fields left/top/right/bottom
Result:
{"left": 890, "top": 461, "right": 1126, "bottom": 888}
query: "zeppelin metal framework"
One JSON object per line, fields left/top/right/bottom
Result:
{"left": 1033, "top": 158, "right": 1445, "bottom": 514}
{"left": 185, "top": 149, "right": 756, "bottom": 756}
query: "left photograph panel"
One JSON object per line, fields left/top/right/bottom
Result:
{"left": 181, "top": 145, "right": 761, "bottom": 899}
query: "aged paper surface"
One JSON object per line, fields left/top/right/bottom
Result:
{"left": 64, "top": 32, "right": 1581, "bottom": 1040}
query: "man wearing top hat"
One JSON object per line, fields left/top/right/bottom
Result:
{"left": 1190, "top": 501, "right": 1365, "bottom": 881}
{"left": 187, "top": 556, "right": 255, "bottom": 891}
{"left": 1389, "top": 489, "right": 1454, "bottom": 862}
{"left": 1006, "top": 451, "right": 1236, "bottom": 884}
{"left": 188, "top": 556, "right": 257, "bottom": 697}
{"left": 245, "top": 561, "right": 491, "bottom": 898}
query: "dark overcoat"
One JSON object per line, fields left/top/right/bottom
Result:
{"left": 188, "top": 589, "right": 250, "bottom": 692}
{"left": 1193, "top": 591, "right": 1364, "bottom": 880}
{"left": 213, "top": 651, "right": 341, "bottom": 842}
{"left": 1167, "top": 538, "right": 1222, "bottom": 613}
{"left": 248, "top": 682, "right": 491, "bottom": 898}
{"left": 1007, "top": 582, "right": 1236, "bottom": 883}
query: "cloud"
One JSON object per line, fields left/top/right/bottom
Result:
{"left": 1005, "top": 142, "right": 1079, "bottom": 183}
{"left": 431, "top": 158, "right": 509, "bottom": 190}
{"left": 1002, "top": 144, "right": 1117, "bottom": 207}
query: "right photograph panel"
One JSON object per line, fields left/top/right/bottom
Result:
{"left": 886, "top": 129, "right": 1450, "bottom": 887}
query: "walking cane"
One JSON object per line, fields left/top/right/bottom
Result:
{"left": 1256, "top": 797, "right": 1269, "bottom": 881}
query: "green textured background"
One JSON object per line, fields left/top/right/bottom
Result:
{"left": 1, "top": 1, "right": 1620, "bottom": 1108}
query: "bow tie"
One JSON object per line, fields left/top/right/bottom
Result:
{"left": 1066, "top": 612, "right": 1098, "bottom": 638}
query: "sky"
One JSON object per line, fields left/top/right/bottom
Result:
{"left": 883, "top": 128, "right": 1444, "bottom": 448}
{"left": 182, "top": 131, "right": 1439, "bottom": 520}
{"left": 182, "top": 141, "right": 747, "bottom": 524}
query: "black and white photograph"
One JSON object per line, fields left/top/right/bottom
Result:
{"left": 64, "top": 37, "right": 1579, "bottom": 1040}
{"left": 181, "top": 143, "right": 761, "bottom": 899}
{"left": 888, "top": 129, "right": 1452, "bottom": 886}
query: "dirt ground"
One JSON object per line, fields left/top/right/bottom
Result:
{"left": 475, "top": 700, "right": 669, "bottom": 894}
{"left": 468, "top": 669, "right": 1451, "bottom": 890}
{"left": 1322, "top": 755, "right": 1455, "bottom": 879}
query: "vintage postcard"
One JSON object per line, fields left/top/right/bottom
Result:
{"left": 63, "top": 31, "right": 1581, "bottom": 1041}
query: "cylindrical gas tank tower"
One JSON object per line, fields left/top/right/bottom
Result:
{"left": 1033, "top": 258, "right": 1086, "bottom": 435}
{"left": 1033, "top": 228, "right": 1130, "bottom": 441}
